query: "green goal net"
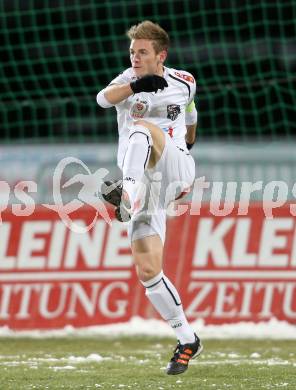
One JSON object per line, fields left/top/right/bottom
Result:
{"left": 1, "top": 0, "right": 295, "bottom": 143}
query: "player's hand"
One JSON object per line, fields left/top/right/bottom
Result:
{"left": 130, "top": 75, "right": 168, "bottom": 94}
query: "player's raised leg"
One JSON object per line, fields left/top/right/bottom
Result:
{"left": 116, "top": 120, "right": 165, "bottom": 221}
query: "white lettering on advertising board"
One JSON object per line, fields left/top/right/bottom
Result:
{"left": 193, "top": 218, "right": 296, "bottom": 267}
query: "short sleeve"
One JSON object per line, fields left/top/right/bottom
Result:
{"left": 109, "top": 69, "right": 132, "bottom": 86}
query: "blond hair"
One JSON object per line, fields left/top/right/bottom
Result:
{"left": 126, "top": 20, "right": 170, "bottom": 53}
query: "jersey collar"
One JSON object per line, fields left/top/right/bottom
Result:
{"left": 162, "top": 66, "right": 169, "bottom": 79}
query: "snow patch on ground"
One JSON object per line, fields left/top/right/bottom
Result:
{"left": 68, "top": 354, "right": 104, "bottom": 363}
{"left": 0, "top": 317, "right": 295, "bottom": 339}
{"left": 250, "top": 352, "right": 261, "bottom": 358}
{"left": 0, "top": 354, "right": 106, "bottom": 367}
{"left": 52, "top": 365, "right": 75, "bottom": 371}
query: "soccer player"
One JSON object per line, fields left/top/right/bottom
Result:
{"left": 96, "top": 20, "right": 202, "bottom": 375}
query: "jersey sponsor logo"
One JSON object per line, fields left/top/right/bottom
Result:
{"left": 167, "top": 104, "right": 181, "bottom": 121}
{"left": 130, "top": 98, "right": 149, "bottom": 119}
{"left": 174, "top": 71, "right": 195, "bottom": 83}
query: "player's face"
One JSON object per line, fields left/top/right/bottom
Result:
{"left": 129, "top": 39, "right": 166, "bottom": 77}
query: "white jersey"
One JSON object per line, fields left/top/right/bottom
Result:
{"left": 107, "top": 66, "right": 196, "bottom": 169}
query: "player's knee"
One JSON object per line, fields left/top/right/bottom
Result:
{"left": 133, "top": 120, "right": 163, "bottom": 141}
{"left": 134, "top": 119, "right": 159, "bottom": 130}
{"left": 133, "top": 119, "right": 151, "bottom": 128}
{"left": 135, "top": 263, "right": 161, "bottom": 282}
{"left": 128, "top": 123, "right": 153, "bottom": 146}
{"left": 138, "top": 268, "right": 159, "bottom": 282}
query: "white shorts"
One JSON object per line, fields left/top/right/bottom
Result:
{"left": 128, "top": 133, "right": 195, "bottom": 244}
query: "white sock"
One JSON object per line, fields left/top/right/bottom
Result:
{"left": 122, "top": 125, "right": 152, "bottom": 209}
{"left": 141, "top": 271, "right": 196, "bottom": 344}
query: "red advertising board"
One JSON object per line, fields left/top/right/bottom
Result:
{"left": 0, "top": 204, "right": 295, "bottom": 329}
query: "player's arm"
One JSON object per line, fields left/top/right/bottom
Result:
{"left": 185, "top": 100, "right": 198, "bottom": 150}
{"left": 96, "top": 75, "right": 168, "bottom": 107}
{"left": 186, "top": 123, "right": 197, "bottom": 148}
{"left": 97, "top": 83, "right": 133, "bottom": 107}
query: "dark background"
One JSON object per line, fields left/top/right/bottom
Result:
{"left": 1, "top": 0, "right": 295, "bottom": 143}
